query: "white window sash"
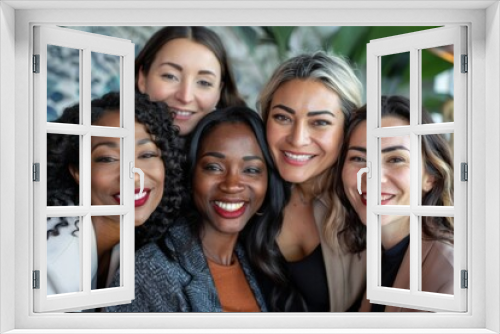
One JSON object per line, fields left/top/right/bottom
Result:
{"left": 32, "top": 25, "right": 135, "bottom": 313}
{"left": 366, "top": 26, "right": 467, "bottom": 312}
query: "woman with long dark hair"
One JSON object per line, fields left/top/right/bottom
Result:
{"left": 338, "top": 95, "right": 454, "bottom": 312}
{"left": 106, "top": 106, "right": 288, "bottom": 312}
{"left": 136, "top": 26, "right": 246, "bottom": 137}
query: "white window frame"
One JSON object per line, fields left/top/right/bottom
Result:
{"left": 365, "top": 26, "right": 467, "bottom": 312}
{"left": 1, "top": 1, "right": 499, "bottom": 333}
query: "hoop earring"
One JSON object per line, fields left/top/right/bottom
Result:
{"left": 255, "top": 211, "right": 264, "bottom": 216}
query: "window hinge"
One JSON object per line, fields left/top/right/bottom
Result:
{"left": 461, "top": 270, "right": 468, "bottom": 289}
{"left": 33, "top": 163, "right": 40, "bottom": 182}
{"left": 33, "top": 270, "right": 40, "bottom": 289}
{"left": 33, "top": 54, "right": 40, "bottom": 73}
{"left": 461, "top": 162, "right": 468, "bottom": 181}
{"left": 461, "top": 54, "right": 468, "bottom": 73}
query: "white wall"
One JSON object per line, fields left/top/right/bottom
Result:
{"left": 486, "top": 2, "right": 500, "bottom": 333}
{"left": 0, "top": 1, "right": 16, "bottom": 333}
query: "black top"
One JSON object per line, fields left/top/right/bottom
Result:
{"left": 256, "top": 244, "right": 330, "bottom": 312}
{"left": 371, "top": 235, "right": 410, "bottom": 312}
{"left": 288, "top": 244, "right": 330, "bottom": 312}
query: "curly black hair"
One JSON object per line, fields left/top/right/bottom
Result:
{"left": 46, "top": 92, "right": 184, "bottom": 249}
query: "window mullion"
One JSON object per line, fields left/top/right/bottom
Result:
{"left": 81, "top": 47, "right": 92, "bottom": 295}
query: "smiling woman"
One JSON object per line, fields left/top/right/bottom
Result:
{"left": 257, "top": 51, "right": 364, "bottom": 312}
{"left": 135, "top": 26, "right": 246, "bottom": 137}
{"left": 105, "top": 106, "right": 288, "bottom": 312}
{"left": 337, "top": 95, "right": 455, "bottom": 312}
{"left": 46, "top": 92, "right": 184, "bottom": 300}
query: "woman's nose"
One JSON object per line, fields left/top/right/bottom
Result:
{"left": 287, "top": 122, "right": 311, "bottom": 147}
{"left": 380, "top": 165, "right": 389, "bottom": 184}
{"left": 220, "top": 171, "right": 244, "bottom": 193}
{"left": 174, "top": 81, "right": 194, "bottom": 104}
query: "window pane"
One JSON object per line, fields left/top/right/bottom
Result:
{"left": 47, "top": 134, "right": 81, "bottom": 206}
{"left": 420, "top": 134, "right": 454, "bottom": 206}
{"left": 47, "top": 216, "right": 81, "bottom": 295}
{"left": 421, "top": 216, "right": 454, "bottom": 295}
{"left": 381, "top": 51, "right": 410, "bottom": 127}
{"left": 380, "top": 215, "right": 410, "bottom": 292}
{"left": 421, "top": 45, "right": 454, "bottom": 124}
{"left": 47, "top": 44, "right": 80, "bottom": 123}
{"left": 380, "top": 135, "right": 411, "bottom": 205}
{"left": 91, "top": 215, "right": 120, "bottom": 291}
{"left": 90, "top": 136, "right": 121, "bottom": 205}
{"left": 368, "top": 215, "right": 410, "bottom": 312}
{"left": 92, "top": 52, "right": 121, "bottom": 127}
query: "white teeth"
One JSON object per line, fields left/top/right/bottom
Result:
{"left": 284, "top": 151, "right": 314, "bottom": 161}
{"left": 360, "top": 194, "right": 394, "bottom": 201}
{"left": 135, "top": 191, "right": 147, "bottom": 200}
{"left": 172, "top": 109, "right": 192, "bottom": 117}
{"left": 214, "top": 201, "right": 245, "bottom": 212}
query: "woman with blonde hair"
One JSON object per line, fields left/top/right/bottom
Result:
{"left": 253, "top": 51, "right": 365, "bottom": 311}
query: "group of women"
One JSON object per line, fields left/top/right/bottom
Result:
{"left": 47, "top": 26, "right": 455, "bottom": 313}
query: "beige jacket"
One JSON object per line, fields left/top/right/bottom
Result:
{"left": 359, "top": 238, "right": 454, "bottom": 312}
{"left": 313, "top": 195, "right": 366, "bottom": 312}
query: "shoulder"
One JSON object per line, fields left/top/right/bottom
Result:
{"left": 134, "top": 239, "right": 188, "bottom": 283}
{"left": 421, "top": 239, "right": 454, "bottom": 294}
{"left": 424, "top": 239, "right": 453, "bottom": 267}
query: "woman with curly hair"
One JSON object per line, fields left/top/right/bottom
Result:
{"left": 46, "top": 92, "right": 184, "bottom": 296}
{"left": 136, "top": 26, "right": 246, "bottom": 137}
{"left": 338, "top": 95, "right": 454, "bottom": 312}
{"left": 106, "top": 106, "right": 289, "bottom": 312}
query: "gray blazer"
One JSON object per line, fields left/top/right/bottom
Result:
{"left": 105, "top": 220, "right": 267, "bottom": 312}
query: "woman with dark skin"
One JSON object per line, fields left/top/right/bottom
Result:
{"left": 136, "top": 26, "right": 246, "bottom": 137}
{"left": 338, "top": 95, "right": 454, "bottom": 312}
{"left": 46, "top": 92, "right": 184, "bottom": 295}
{"left": 106, "top": 106, "right": 289, "bottom": 312}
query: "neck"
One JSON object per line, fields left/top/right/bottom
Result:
{"left": 91, "top": 216, "right": 121, "bottom": 289}
{"left": 381, "top": 219, "right": 410, "bottom": 250}
{"left": 92, "top": 217, "right": 121, "bottom": 261}
{"left": 294, "top": 169, "right": 330, "bottom": 203}
{"left": 200, "top": 227, "right": 238, "bottom": 266}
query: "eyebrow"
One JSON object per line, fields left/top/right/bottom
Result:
{"left": 272, "top": 104, "right": 336, "bottom": 118}
{"left": 382, "top": 145, "right": 410, "bottom": 153}
{"left": 137, "top": 138, "right": 153, "bottom": 146}
{"left": 201, "top": 152, "right": 225, "bottom": 159}
{"left": 243, "top": 155, "right": 264, "bottom": 162}
{"left": 91, "top": 141, "right": 119, "bottom": 151}
{"left": 348, "top": 146, "right": 366, "bottom": 153}
{"left": 201, "top": 152, "right": 264, "bottom": 162}
{"left": 160, "top": 62, "right": 217, "bottom": 77}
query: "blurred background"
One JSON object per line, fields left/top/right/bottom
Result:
{"left": 48, "top": 26, "right": 453, "bottom": 125}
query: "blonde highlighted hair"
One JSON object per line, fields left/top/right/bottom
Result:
{"left": 258, "top": 51, "right": 363, "bottom": 249}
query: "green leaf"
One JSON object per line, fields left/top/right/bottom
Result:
{"left": 262, "top": 26, "right": 296, "bottom": 59}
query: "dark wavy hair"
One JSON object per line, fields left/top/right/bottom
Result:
{"left": 337, "top": 95, "right": 455, "bottom": 253}
{"left": 46, "top": 92, "right": 184, "bottom": 249}
{"left": 179, "top": 106, "right": 302, "bottom": 311}
{"left": 136, "top": 26, "right": 246, "bottom": 109}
